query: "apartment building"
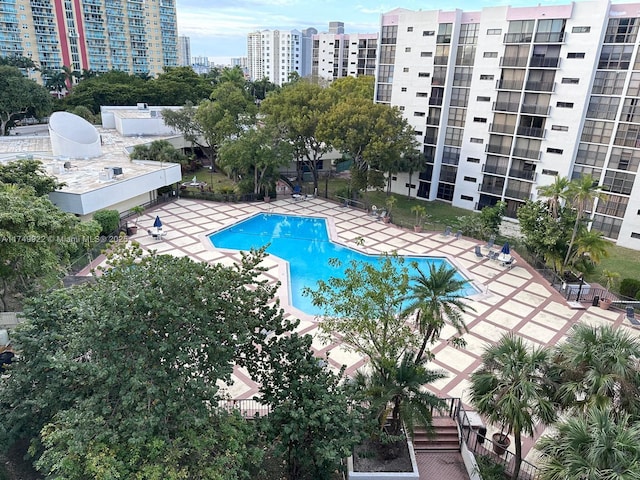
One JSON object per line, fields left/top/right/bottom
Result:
{"left": 247, "top": 28, "right": 310, "bottom": 86}
{"left": 376, "top": 1, "right": 640, "bottom": 249}
{"left": 312, "top": 21, "right": 378, "bottom": 83}
{"left": 178, "top": 35, "right": 190, "bottom": 67}
{"left": 0, "top": 0, "right": 178, "bottom": 80}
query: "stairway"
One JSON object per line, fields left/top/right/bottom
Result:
{"left": 412, "top": 416, "right": 460, "bottom": 452}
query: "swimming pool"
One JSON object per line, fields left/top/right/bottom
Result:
{"left": 208, "top": 213, "right": 477, "bottom": 315}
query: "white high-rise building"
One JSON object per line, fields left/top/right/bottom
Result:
{"left": 376, "top": 1, "right": 640, "bottom": 249}
{"left": 312, "top": 30, "right": 378, "bottom": 83}
{"left": 248, "top": 29, "right": 313, "bottom": 85}
{"left": 178, "top": 36, "right": 191, "bottom": 67}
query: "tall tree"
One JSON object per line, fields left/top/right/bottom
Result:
{"left": 470, "top": 333, "right": 556, "bottom": 480}
{"left": 401, "top": 263, "right": 473, "bottom": 363}
{"left": 130, "top": 139, "right": 189, "bottom": 167}
{"left": 0, "top": 65, "right": 52, "bottom": 135}
{"left": 536, "top": 406, "right": 640, "bottom": 480}
{"left": 303, "top": 255, "right": 418, "bottom": 373}
{"left": 260, "top": 80, "right": 333, "bottom": 191}
{"left": 562, "top": 174, "right": 607, "bottom": 269}
{"left": 0, "top": 245, "right": 294, "bottom": 477}
{"left": 537, "top": 175, "right": 570, "bottom": 219}
{"left": 0, "top": 158, "right": 64, "bottom": 196}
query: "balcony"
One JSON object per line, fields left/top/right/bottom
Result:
{"left": 432, "top": 75, "right": 446, "bottom": 86}
{"left": 508, "top": 168, "right": 537, "bottom": 181}
{"left": 492, "top": 101, "right": 519, "bottom": 113}
{"left": 516, "top": 126, "right": 545, "bottom": 138}
{"left": 504, "top": 33, "right": 533, "bottom": 43}
{"left": 479, "top": 183, "right": 505, "bottom": 195}
{"left": 500, "top": 56, "right": 528, "bottom": 67}
{"left": 429, "top": 97, "right": 443, "bottom": 106}
{"left": 520, "top": 104, "right": 550, "bottom": 115}
{"left": 434, "top": 55, "right": 448, "bottom": 65}
{"left": 512, "top": 148, "right": 541, "bottom": 160}
{"left": 426, "top": 116, "right": 440, "bottom": 125}
{"left": 486, "top": 144, "right": 512, "bottom": 156}
{"left": 529, "top": 56, "right": 560, "bottom": 68}
{"left": 436, "top": 34, "right": 451, "bottom": 44}
{"left": 482, "top": 164, "right": 508, "bottom": 175}
{"left": 504, "top": 188, "right": 532, "bottom": 200}
{"left": 524, "top": 81, "right": 554, "bottom": 92}
{"left": 496, "top": 79, "right": 524, "bottom": 90}
{"left": 424, "top": 135, "right": 438, "bottom": 144}
{"left": 490, "top": 123, "right": 516, "bottom": 135}
{"left": 534, "top": 31, "right": 565, "bottom": 43}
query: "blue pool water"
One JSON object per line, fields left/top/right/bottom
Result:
{"left": 208, "top": 214, "right": 476, "bottom": 315}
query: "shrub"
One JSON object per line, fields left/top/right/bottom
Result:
{"left": 93, "top": 209, "right": 120, "bottom": 236}
{"left": 620, "top": 278, "right": 640, "bottom": 299}
{"left": 475, "top": 454, "right": 507, "bottom": 480}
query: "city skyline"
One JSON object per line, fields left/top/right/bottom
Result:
{"left": 176, "top": 0, "right": 640, "bottom": 63}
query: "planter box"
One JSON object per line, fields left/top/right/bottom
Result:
{"left": 347, "top": 439, "right": 419, "bottom": 480}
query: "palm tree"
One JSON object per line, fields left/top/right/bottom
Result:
{"left": 536, "top": 406, "right": 640, "bottom": 480}
{"left": 402, "top": 263, "right": 474, "bottom": 363}
{"left": 572, "top": 229, "right": 611, "bottom": 267}
{"left": 353, "top": 353, "right": 446, "bottom": 441}
{"left": 562, "top": 174, "right": 607, "bottom": 269}
{"left": 537, "top": 175, "right": 570, "bottom": 219}
{"left": 470, "top": 333, "right": 556, "bottom": 480}
{"left": 548, "top": 324, "right": 640, "bottom": 420}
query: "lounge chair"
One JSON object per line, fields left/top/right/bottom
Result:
{"left": 455, "top": 230, "right": 462, "bottom": 240}
{"left": 442, "top": 226, "right": 452, "bottom": 237}
{"left": 485, "top": 235, "right": 495, "bottom": 250}
{"left": 474, "top": 245, "right": 484, "bottom": 258}
{"left": 627, "top": 307, "right": 639, "bottom": 325}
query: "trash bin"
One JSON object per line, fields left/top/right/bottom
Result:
{"left": 477, "top": 426, "right": 487, "bottom": 444}
{"left": 592, "top": 296, "right": 600, "bottom": 307}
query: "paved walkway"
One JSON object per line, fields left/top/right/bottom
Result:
{"left": 81, "top": 196, "right": 635, "bottom": 470}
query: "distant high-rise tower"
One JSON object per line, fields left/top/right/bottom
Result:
{"left": 328, "top": 22, "right": 345, "bottom": 34}
{"left": 178, "top": 36, "right": 191, "bottom": 67}
{"left": 247, "top": 29, "right": 304, "bottom": 86}
{"left": 0, "top": 0, "right": 178, "bottom": 82}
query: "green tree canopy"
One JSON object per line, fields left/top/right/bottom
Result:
{"left": 0, "top": 158, "right": 64, "bottom": 196}
{"left": 0, "top": 245, "right": 295, "bottom": 477}
{"left": 0, "top": 65, "right": 52, "bottom": 135}
{"left": 130, "top": 139, "right": 189, "bottom": 166}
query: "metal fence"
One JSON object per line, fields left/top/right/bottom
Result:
{"left": 217, "top": 398, "right": 271, "bottom": 418}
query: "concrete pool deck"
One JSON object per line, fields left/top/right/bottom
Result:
{"left": 81, "top": 196, "right": 637, "bottom": 464}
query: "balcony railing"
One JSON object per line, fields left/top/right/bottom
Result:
{"left": 521, "top": 104, "right": 550, "bottom": 115}
{"left": 500, "top": 56, "right": 528, "bottom": 67}
{"left": 431, "top": 75, "right": 446, "bottom": 86}
{"left": 509, "top": 168, "right": 537, "bottom": 181}
{"left": 478, "top": 184, "right": 505, "bottom": 195}
{"left": 504, "top": 188, "right": 532, "bottom": 200}
{"left": 534, "top": 31, "right": 565, "bottom": 43}
{"left": 525, "top": 81, "right": 555, "bottom": 92}
{"left": 490, "top": 123, "right": 516, "bottom": 135}
{"left": 496, "top": 79, "right": 524, "bottom": 90}
{"left": 504, "top": 32, "right": 533, "bottom": 43}
{"left": 482, "top": 164, "right": 508, "bottom": 175}
{"left": 436, "top": 34, "right": 451, "bottom": 44}
{"left": 434, "top": 55, "right": 448, "bottom": 65}
{"left": 529, "top": 56, "right": 560, "bottom": 68}
{"left": 512, "top": 148, "right": 541, "bottom": 160}
{"left": 428, "top": 97, "right": 443, "bottom": 106}
{"left": 486, "top": 144, "right": 512, "bottom": 156}
{"left": 492, "top": 101, "right": 519, "bottom": 113}
{"left": 517, "top": 126, "right": 546, "bottom": 138}
{"left": 426, "top": 116, "right": 440, "bottom": 125}
{"left": 424, "top": 135, "right": 438, "bottom": 144}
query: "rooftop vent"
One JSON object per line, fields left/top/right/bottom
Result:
{"left": 137, "top": 102, "right": 148, "bottom": 110}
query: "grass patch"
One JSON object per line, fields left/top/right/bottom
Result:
{"left": 586, "top": 244, "right": 640, "bottom": 288}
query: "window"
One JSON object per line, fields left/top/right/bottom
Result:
{"left": 477, "top": 96, "right": 490, "bottom": 102}
{"left": 610, "top": 147, "right": 640, "bottom": 172}
{"left": 407, "top": 27, "right": 414, "bottom": 32}
{"left": 405, "top": 47, "right": 412, "bottom": 52}
{"left": 442, "top": 146, "right": 460, "bottom": 165}
{"left": 487, "top": 28, "right": 502, "bottom": 35}
{"left": 575, "top": 143, "right": 608, "bottom": 167}
{"left": 587, "top": 96, "right": 620, "bottom": 120}
{"left": 605, "top": 17, "right": 638, "bottom": 44}
{"left": 473, "top": 117, "right": 487, "bottom": 123}
{"left": 470, "top": 138, "right": 483, "bottom": 144}
{"left": 562, "top": 78, "right": 579, "bottom": 84}
{"left": 632, "top": 232, "right": 640, "bottom": 239}
{"left": 467, "top": 157, "right": 480, "bottom": 163}
{"left": 547, "top": 148, "right": 563, "bottom": 154}
{"left": 420, "top": 51, "right": 432, "bottom": 57}
{"left": 483, "top": 51, "right": 498, "bottom": 58}
{"left": 464, "top": 176, "right": 477, "bottom": 182}
{"left": 450, "top": 87, "right": 469, "bottom": 107}
{"left": 414, "top": 130, "right": 423, "bottom": 136}
{"left": 542, "top": 169, "right": 559, "bottom": 175}
{"left": 614, "top": 122, "right": 640, "bottom": 147}
{"left": 416, "top": 92, "right": 428, "bottom": 97}
{"left": 567, "top": 52, "right": 585, "bottom": 59}
{"left": 401, "top": 87, "right": 407, "bottom": 92}
{"left": 445, "top": 127, "right": 463, "bottom": 146}
{"left": 418, "top": 72, "right": 430, "bottom": 77}
{"left": 423, "top": 31, "right": 435, "bottom": 36}
{"left": 621, "top": 97, "right": 640, "bottom": 122}
{"left": 592, "top": 70, "right": 626, "bottom": 95}
{"left": 480, "top": 74, "right": 494, "bottom": 80}
{"left": 460, "top": 195, "right": 474, "bottom": 201}
{"left": 591, "top": 215, "right": 622, "bottom": 239}
{"left": 581, "top": 120, "right": 614, "bottom": 144}
{"left": 376, "top": 84, "right": 391, "bottom": 102}
{"left": 403, "top": 67, "right": 409, "bottom": 72}
{"left": 453, "top": 66, "right": 472, "bottom": 86}
{"left": 598, "top": 45, "right": 633, "bottom": 69}
{"left": 448, "top": 108, "right": 466, "bottom": 127}
{"left": 552, "top": 125, "right": 569, "bottom": 131}
{"left": 557, "top": 102, "right": 574, "bottom": 108}
{"left": 414, "top": 112, "right": 426, "bottom": 117}
{"left": 596, "top": 195, "right": 628, "bottom": 217}
{"left": 456, "top": 45, "right": 476, "bottom": 66}
{"left": 399, "top": 106, "right": 405, "bottom": 111}
{"left": 459, "top": 23, "right": 479, "bottom": 45}
{"left": 572, "top": 26, "right": 591, "bottom": 33}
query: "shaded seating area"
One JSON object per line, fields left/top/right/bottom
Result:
{"left": 147, "top": 229, "right": 166, "bottom": 241}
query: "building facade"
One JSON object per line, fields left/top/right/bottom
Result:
{"left": 376, "top": 1, "right": 640, "bottom": 249}
{"left": 312, "top": 30, "right": 378, "bottom": 83}
{"left": 178, "top": 35, "right": 190, "bottom": 67}
{"left": 247, "top": 28, "right": 316, "bottom": 85}
{"left": 0, "top": 0, "right": 178, "bottom": 80}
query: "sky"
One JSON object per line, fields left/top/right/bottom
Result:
{"left": 175, "top": 0, "right": 638, "bottom": 64}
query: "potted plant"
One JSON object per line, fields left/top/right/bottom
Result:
{"left": 599, "top": 269, "right": 620, "bottom": 310}
{"left": 383, "top": 196, "right": 396, "bottom": 224}
{"left": 492, "top": 430, "right": 511, "bottom": 456}
{"left": 410, "top": 204, "right": 427, "bottom": 233}
{"left": 126, "top": 205, "right": 145, "bottom": 235}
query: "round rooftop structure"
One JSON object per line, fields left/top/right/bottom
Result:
{"left": 49, "top": 111, "right": 102, "bottom": 159}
